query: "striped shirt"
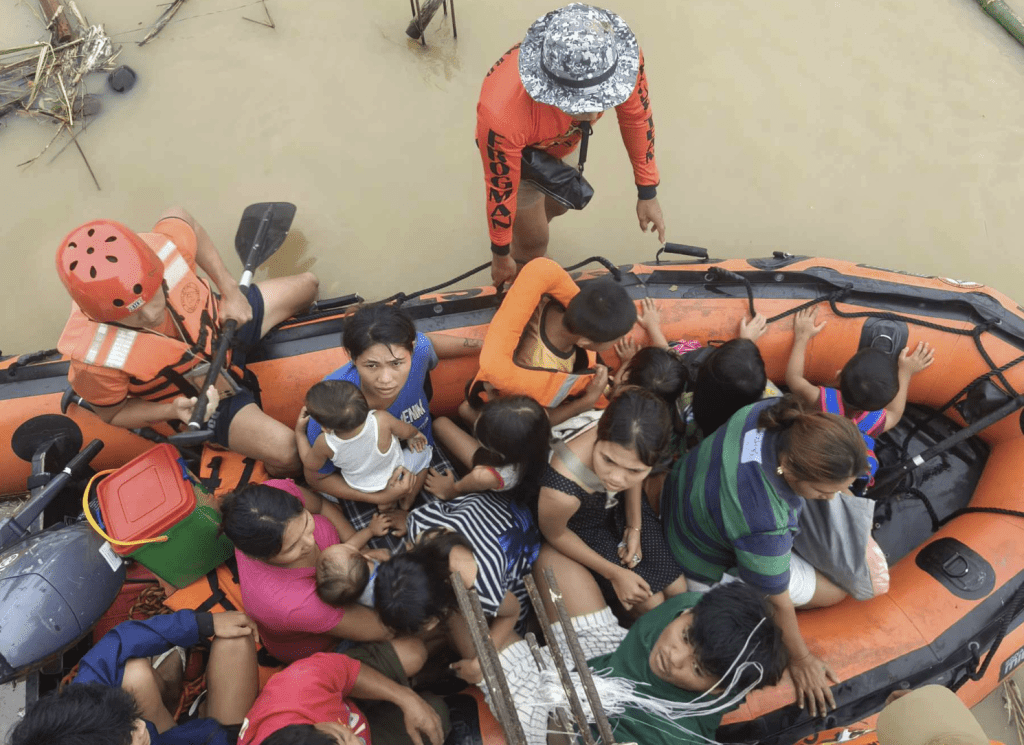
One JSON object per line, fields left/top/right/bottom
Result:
{"left": 407, "top": 492, "right": 540, "bottom": 626}
{"left": 663, "top": 400, "right": 801, "bottom": 595}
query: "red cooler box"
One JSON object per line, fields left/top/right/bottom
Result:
{"left": 96, "top": 444, "right": 234, "bottom": 588}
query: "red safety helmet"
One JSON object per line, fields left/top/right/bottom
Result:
{"left": 55, "top": 220, "right": 164, "bottom": 322}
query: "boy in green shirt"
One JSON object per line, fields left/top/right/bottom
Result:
{"left": 495, "top": 555, "right": 787, "bottom": 745}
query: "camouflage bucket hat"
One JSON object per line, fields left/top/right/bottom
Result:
{"left": 518, "top": 3, "right": 640, "bottom": 115}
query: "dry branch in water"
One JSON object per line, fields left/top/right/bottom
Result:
{"left": 139, "top": 0, "right": 188, "bottom": 47}
{"left": 3, "top": 2, "right": 118, "bottom": 187}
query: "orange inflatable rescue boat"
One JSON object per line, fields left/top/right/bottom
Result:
{"left": 2, "top": 247, "right": 1024, "bottom": 744}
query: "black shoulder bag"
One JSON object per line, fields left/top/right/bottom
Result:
{"left": 519, "top": 122, "right": 594, "bottom": 210}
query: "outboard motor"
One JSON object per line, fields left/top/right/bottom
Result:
{"left": 0, "top": 415, "right": 125, "bottom": 683}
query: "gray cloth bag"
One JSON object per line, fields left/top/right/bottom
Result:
{"left": 792, "top": 493, "right": 877, "bottom": 601}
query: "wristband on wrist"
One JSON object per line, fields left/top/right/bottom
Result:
{"left": 637, "top": 184, "right": 658, "bottom": 201}
{"left": 490, "top": 242, "right": 511, "bottom": 257}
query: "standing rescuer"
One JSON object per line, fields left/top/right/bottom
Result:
{"left": 54, "top": 208, "right": 319, "bottom": 475}
{"left": 476, "top": 3, "right": 666, "bottom": 287}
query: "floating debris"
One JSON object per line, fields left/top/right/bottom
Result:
{"left": 138, "top": 0, "right": 188, "bottom": 47}
{"left": 3, "top": 2, "right": 119, "bottom": 187}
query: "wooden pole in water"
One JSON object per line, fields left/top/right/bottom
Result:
{"left": 975, "top": 0, "right": 1024, "bottom": 48}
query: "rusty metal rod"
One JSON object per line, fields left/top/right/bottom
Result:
{"left": 542, "top": 567, "right": 618, "bottom": 745}
{"left": 525, "top": 632, "right": 576, "bottom": 741}
{"left": 523, "top": 575, "right": 597, "bottom": 745}
{"left": 451, "top": 571, "right": 528, "bottom": 745}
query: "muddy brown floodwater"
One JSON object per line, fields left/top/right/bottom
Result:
{"left": 2, "top": 0, "right": 1024, "bottom": 734}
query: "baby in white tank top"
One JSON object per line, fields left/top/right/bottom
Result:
{"left": 296, "top": 380, "right": 432, "bottom": 495}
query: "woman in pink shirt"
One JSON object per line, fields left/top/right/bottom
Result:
{"left": 220, "top": 481, "right": 412, "bottom": 666}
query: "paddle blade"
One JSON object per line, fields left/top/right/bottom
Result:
{"left": 234, "top": 202, "right": 296, "bottom": 270}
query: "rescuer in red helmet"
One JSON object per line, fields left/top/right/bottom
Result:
{"left": 55, "top": 208, "right": 319, "bottom": 475}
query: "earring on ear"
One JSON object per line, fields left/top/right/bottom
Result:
{"left": 776, "top": 466, "right": 784, "bottom": 476}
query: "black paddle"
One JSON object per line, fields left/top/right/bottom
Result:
{"left": 168, "top": 202, "right": 296, "bottom": 448}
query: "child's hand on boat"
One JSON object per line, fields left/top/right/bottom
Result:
{"left": 425, "top": 468, "right": 458, "bottom": 500}
{"left": 900, "top": 341, "right": 935, "bottom": 375}
{"left": 789, "top": 650, "right": 840, "bottom": 718}
{"left": 792, "top": 307, "right": 826, "bottom": 343}
{"left": 212, "top": 611, "right": 260, "bottom": 643}
{"left": 406, "top": 432, "right": 428, "bottom": 452}
{"left": 739, "top": 312, "right": 768, "bottom": 342}
{"left": 636, "top": 297, "right": 662, "bottom": 336}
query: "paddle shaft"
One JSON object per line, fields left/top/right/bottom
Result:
{"left": 185, "top": 207, "right": 278, "bottom": 430}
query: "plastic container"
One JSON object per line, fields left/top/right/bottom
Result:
{"left": 96, "top": 444, "right": 233, "bottom": 588}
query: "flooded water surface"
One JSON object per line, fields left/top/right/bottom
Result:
{"left": 2, "top": 0, "right": 1023, "bottom": 356}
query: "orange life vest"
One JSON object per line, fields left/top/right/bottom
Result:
{"left": 470, "top": 257, "right": 598, "bottom": 408}
{"left": 57, "top": 232, "right": 242, "bottom": 402}
{"left": 198, "top": 445, "right": 270, "bottom": 501}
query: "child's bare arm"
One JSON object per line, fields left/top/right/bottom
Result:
{"left": 547, "top": 365, "right": 609, "bottom": 425}
{"left": 345, "top": 513, "right": 395, "bottom": 549}
{"left": 425, "top": 466, "right": 501, "bottom": 500}
{"left": 883, "top": 342, "right": 935, "bottom": 432}
{"left": 785, "top": 308, "right": 826, "bottom": 407}
{"left": 636, "top": 298, "right": 668, "bottom": 349}
{"left": 376, "top": 410, "right": 428, "bottom": 452}
{"left": 295, "top": 484, "right": 356, "bottom": 541}
{"left": 295, "top": 407, "right": 332, "bottom": 472}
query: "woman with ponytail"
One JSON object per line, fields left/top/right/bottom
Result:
{"left": 662, "top": 394, "right": 869, "bottom": 719}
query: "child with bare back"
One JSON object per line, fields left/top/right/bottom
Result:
{"left": 296, "top": 380, "right": 431, "bottom": 509}
{"left": 785, "top": 307, "right": 935, "bottom": 485}
{"left": 315, "top": 512, "right": 395, "bottom": 608}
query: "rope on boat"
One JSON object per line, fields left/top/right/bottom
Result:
{"left": 950, "top": 578, "right": 1024, "bottom": 692}
{"left": 5, "top": 348, "right": 60, "bottom": 376}
{"left": 381, "top": 262, "right": 491, "bottom": 306}
{"left": 380, "top": 255, "right": 623, "bottom": 307}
